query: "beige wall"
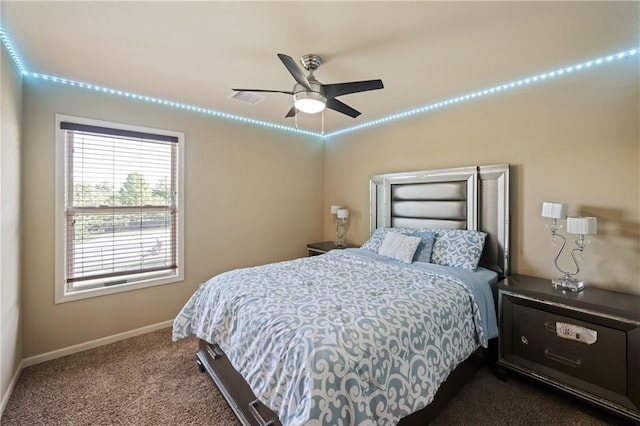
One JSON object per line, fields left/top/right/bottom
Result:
{"left": 21, "top": 79, "right": 324, "bottom": 357}
{"left": 324, "top": 59, "right": 640, "bottom": 294}
{"left": 0, "top": 40, "right": 23, "bottom": 404}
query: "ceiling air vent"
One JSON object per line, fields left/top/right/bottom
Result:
{"left": 229, "top": 91, "right": 266, "bottom": 105}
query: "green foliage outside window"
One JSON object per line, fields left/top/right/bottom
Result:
{"left": 73, "top": 172, "right": 172, "bottom": 240}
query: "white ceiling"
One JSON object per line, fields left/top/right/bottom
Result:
{"left": 2, "top": 1, "right": 638, "bottom": 134}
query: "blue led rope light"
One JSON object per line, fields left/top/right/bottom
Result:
{"left": 24, "top": 72, "right": 322, "bottom": 138}
{"left": 324, "top": 47, "right": 639, "bottom": 139}
{"left": 1, "top": 23, "right": 637, "bottom": 140}
{"left": 0, "top": 25, "right": 321, "bottom": 138}
{"left": 0, "top": 27, "right": 27, "bottom": 73}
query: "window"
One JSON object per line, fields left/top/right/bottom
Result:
{"left": 55, "top": 115, "right": 184, "bottom": 303}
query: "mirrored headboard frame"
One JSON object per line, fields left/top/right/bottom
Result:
{"left": 369, "top": 164, "right": 510, "bottom": 276}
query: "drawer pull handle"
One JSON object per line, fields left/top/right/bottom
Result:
{"left": 544, "top": 349, "right": 581, "bottom": 369}
{"left": 249, "top": 399, "right": 276, "bottom": 426}
{"left": 521, "top": 335, "right": 529, "bottom": 345}
{"left": 544, "top": 321, "right": 556, "bottom": 333}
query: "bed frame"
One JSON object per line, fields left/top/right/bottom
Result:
{"left": 196, "top": 164, "right": 510, "bottom": 425}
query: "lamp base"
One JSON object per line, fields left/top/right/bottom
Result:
{"left": 552, "top": 276, "right": 585, "bottom": 292}
{"left": 335, "top": 218, "right": 347, "bottom": 248}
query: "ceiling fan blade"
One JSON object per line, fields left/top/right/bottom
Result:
{"left": 232, "top": 88, "right": 294, "bottom": 95}
{"left": 323, "top": 79, "right": 384, "bottom": 98}
{"left": 277, "top": 54, "right": 312, "bottom": 91}
{"left": 285, "top": 106, "right": 297, "bottom": 118}
{"left": 326, "top": 98, "right": 361, "bottom": 118}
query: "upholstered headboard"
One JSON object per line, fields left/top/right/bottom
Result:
{"left": 369, "top": 164, "right": 510, "bottom": 276}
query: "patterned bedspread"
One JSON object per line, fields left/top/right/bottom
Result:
{"left": 173, "top": 249, "right": 497, "bottom": 425}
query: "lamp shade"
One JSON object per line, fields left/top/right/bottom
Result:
{"left": 330, "top": 205, "right": 341, "bottom": 214}
{"left": 542, "top": 202, "right": 568, "bottom": 219}
{"left": 567, "top": 217, "right": 597, "bottom": 235}
{"left": 337, "top": 208, "right": 349, "bottom": 219}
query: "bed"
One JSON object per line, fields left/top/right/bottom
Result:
{"left": 173, "top": 164, "right": 510, "bottom": 425}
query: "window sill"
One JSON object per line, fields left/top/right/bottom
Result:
{"left": 54, "top": 272, "right": 183, "bottom": 304}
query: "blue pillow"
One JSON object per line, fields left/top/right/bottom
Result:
{"left": 401, "top": 229, "right": 436, "bottom": 263}
{"left": 430, "top": 229, "right": 487, "bottom": 269}
{"left": 361, "top": 227, "right": 437, "bottom": 262}
{"left": 360, "top": 227, "right": 388, "bottom": 253}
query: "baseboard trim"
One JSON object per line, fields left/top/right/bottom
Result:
{"left": 22, "top": 320, "right": 174, "bottom": 368}
{"left": 1, "top": 359, "right": 25, "bottom": 416}
{"left": 1, "top": 319, "right": 174, "bottom": 417}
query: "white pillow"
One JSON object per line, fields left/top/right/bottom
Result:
{"left": 361, "top": 227, "right": 437, "bottom": 262}
{"left": 378, "top": 232, "right": 421, "bottom": 263}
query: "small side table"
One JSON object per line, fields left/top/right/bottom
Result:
{"left": 306, "top": 241, "right": 359, "bottom": 257}
{"left": 498, "top": 274, "right": 640, "bottom": 422}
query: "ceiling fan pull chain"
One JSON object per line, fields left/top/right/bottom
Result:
{"left": 321, "top": 109, "right": 325, "bottom": 135}
{"left": 295, "top": 108, "right": 298, "bottom": 129}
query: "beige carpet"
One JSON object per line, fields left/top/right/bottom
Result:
{"left": 2, "top": 328, "right": 631, "bottom": 425}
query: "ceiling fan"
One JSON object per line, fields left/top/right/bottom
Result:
{"left": 232, "top": 53, "right": 384, "bottom": 118}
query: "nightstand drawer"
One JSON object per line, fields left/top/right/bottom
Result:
{"left": 511, "top": 303, "right": 626, "bottom": 394}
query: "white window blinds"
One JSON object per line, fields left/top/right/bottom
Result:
{"left": 61, "top": 121, "right": 180, "bottom": 290}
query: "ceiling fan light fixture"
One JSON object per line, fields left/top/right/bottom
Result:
{"left": 293, "top": 91, "right": 326, "bottom": 114}
{"left": 233, "top": 53, "right": 383, "bottom": 119}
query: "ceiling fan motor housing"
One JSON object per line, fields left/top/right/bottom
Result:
{"left": 293, "top": 82, "right": 324, "bottom": 95}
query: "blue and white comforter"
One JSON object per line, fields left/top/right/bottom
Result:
{"left": 173, "top": 249, "right": 497, "bottom": 425}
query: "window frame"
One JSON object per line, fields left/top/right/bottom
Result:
{"left": 54, "top": 114, "right": 185, "bottom": 303}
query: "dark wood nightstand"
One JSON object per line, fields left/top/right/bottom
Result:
{"left": 306, "top": 241, "right": 359, "bottom": 257}
{"left": 498, "top": 274, "right": 640, "bottom": 422}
